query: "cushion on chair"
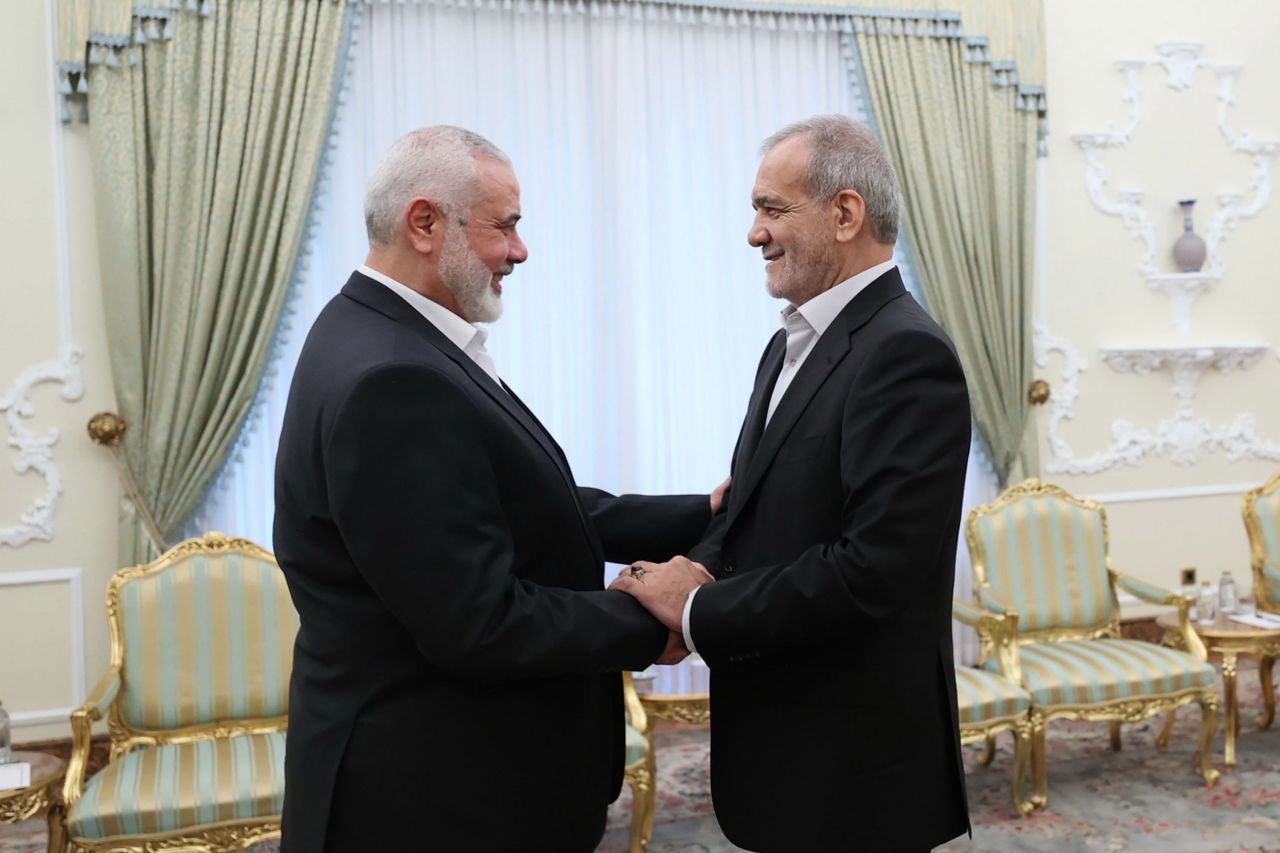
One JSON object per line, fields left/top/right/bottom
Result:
{"left": 625, "top": 722, "right": 648, "bottom": 767}
{"left": 117, "top": 552, "right": 299, "bottom": 729}
{"left": 955, "top": 666, "right": 1031, "bottom": 726}
{"left": 986, "top": 639, "right": 1214, "bottom": 708}
{"left": 67, "top": 732, "right": 284, "bottom": 840}
{"left": 972, "top": 494, "right": 1116, "bottom": 633}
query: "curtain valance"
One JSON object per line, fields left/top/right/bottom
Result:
{"left": 57, "top": 1, "right": 1044, "bottom": 124}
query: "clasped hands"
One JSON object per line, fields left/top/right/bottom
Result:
{"left": 610, "top": 556, "right": 714, "bottom": 666}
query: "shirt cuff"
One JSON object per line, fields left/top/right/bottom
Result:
{"left": 681, "top": 586, "right": 699, "bottom": 656}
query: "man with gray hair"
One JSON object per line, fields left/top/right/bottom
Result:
{"left": 613, "top": 115, "right": 972, "bottom": 849}
{"left": 274, "top": 126, "right": 722, "bottom": 851}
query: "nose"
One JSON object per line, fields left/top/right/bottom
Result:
{"left": 509, "top": 230, "right": 528, "bottom": 264}
{"left": 748, "top": 219, "right": 768, "bottom": 248}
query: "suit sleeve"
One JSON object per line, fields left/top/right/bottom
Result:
{"left": 688, "top": 329, "right": 971, "bottom": 662}
{"left": 324, "top": 363, "right": 667, "bottom": 681}
{"left": 577, "top": 488, "right": 710, "bottom": 565}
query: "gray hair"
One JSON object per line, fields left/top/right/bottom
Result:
{"left": 761, "top": 115, "right": 901, "bottom": 244}
{"left": 364, "top": 126, "right": 511, "bottom": 246}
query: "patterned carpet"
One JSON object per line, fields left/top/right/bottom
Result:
{"left": 5, "top": 663, "right": 1277, "bottom": 852}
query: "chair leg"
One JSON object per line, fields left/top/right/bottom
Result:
{"left": 1030, "top": 712, "right": 1048, "bottom": 809}
{"left": 45, "top": 803, "right": 68, "bottom": 853}
{"left": 978, "top": 732, "right": 996, "bottom": 767}
{"left": 1011, "top": 719, "right": 1033, "bottom": 817}
{"left": 1259, "top": 655, "right": 1276, "bottom": 730}
{"left": 627, "top": 761, "right": 654, "bottom": 853}
{"left": 1156, "top": 710, "right": 1176, "bottom": 751}
{"left": 1109, "top": 720, "right": 1122, "bottom": 751}
{"left": 1197, "top": 696, "right": 1221, "bottom": 788}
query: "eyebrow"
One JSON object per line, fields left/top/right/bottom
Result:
{"left": 752, "top": 194, "right": 783, "bottom": 209}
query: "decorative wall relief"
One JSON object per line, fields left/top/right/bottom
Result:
{"left": 1097, "top": 345, "right": 1278, "bottom": 468}
{"left": 1070, "top": 42, "right": 1278, "bottom": 337}
{"left": 0, "top": 349, "right": 84, "bottom": 547}
{"left": 1036, "top": 326, "right": 1280, "bottom": 473}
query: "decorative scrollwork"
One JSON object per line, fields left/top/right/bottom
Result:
{"left": 70, "top": 821, "right": 280, "bottom": 853}
{"left": 0, "top": 784, "right": 52, "bottom": 824}
{"left": 639, "top": 697, "right": 711, "bottom": 726}
{"left": 0, "top": 346, "right": 84, "bottom": 547}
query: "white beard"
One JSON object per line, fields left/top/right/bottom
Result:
{"left": 440, "top": 225, "right": 503, "bottom": 324}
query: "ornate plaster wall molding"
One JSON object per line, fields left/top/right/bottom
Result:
{"left": 0, "top": 349, "right": 85, "bottom": 547}
{"left": 1, "top": 0, "right": 85, "bottom": 548}
{"left": 1070, "top": 42, "right": 1278, "bottom": 337}
{"left": 1037, "top": 329, "right": 1280, "bottom": 473}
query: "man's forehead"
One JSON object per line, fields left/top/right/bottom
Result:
{"left": 475, "top": 157, "right": 521, "bottom": 213}
{"left": 755, "top": 137, "right": 809, "bottom": 198}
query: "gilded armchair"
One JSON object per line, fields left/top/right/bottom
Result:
{"left": 966, "top": 480, "right": 1219, "bottom": 809}
{"left": 951, "top": 599, "right": 1033, "bottom": 816}
{"left": 59, "top": 533, "right": 299, "bottom": 852}
{"left": 622, "top": 672, "right": 656, "bottom": 852}
{"left": 1244, "top": 470, "right": 1280, "bottom": 728}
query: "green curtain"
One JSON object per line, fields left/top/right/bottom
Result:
{"left": 70, "top": 0, "right": 349, "bottom": 564}
{"left": 854, "top": 16, "right": 1041, "bottom": 485}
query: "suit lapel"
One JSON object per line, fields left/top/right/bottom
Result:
{"left": 501, "top": 381, "right": 606, "bottom": 565}
{"left": 727, "top": 269, "right": 909, "bottom": 528}
{"left": 342, "top": 273, "right": 602, "bottom": 560}
{"left": 729, "top": 331, "right": 785, "bottom": 516}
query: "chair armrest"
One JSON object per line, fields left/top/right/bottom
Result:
{"left": 975, "top": 583, "right": 1013, "bottom": 615}
{"left": 952, "top": 598, "right": 1022, "bottom": 685}
{"left": 63, "top": 668, "right": 121, "bottom": 807}
{"left": 951, "top": 597, "right": 991, "bottom": 627}
{"left": 1109, "top": 570, "right": 1206, "bottom": 658}
{"left": 1111, "top": 570, "right": 1181, "bottom": 606}
{"left": 621, "top": 672, "right": 649, "bottom": 736}
{"left": 1263, "top": 561, "right": 1280, "bottom": 587}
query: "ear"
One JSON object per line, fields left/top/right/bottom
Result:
{"left": 832, "top": 189, "right": 867, "bottom": 244}
{"left": 405, "top": 197, "right": 446, "bottom": 255}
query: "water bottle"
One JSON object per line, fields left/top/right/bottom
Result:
{"left": 0, "top": 701, "right": 10, "bottom": 764}
{"left": 1218, "top": 571, "right": 1239, "bottom": 615}
{"left": 1198, "top": 581, "right": 1216, "bottom": 625}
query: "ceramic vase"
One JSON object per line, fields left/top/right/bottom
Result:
{"left": 1172, "top": 199, "right": 1207, "bottom": 273}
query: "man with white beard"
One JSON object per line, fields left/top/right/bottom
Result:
{"left": 273, "top": 126, "right": 722, "bottom": 852}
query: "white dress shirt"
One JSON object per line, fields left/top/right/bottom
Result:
{"left": 681, "top": 259, "right": 897, "bottom": 654}
{"left": 357, "top": 264, "right": 504, "bottom": 387}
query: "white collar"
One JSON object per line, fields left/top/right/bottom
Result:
{"left": 782, "top": 258, "right": 897, "bottom": 335}
{"left": 357, "top": 264, "right": 486, "bottom": 354}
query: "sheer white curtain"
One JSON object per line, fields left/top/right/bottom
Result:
{"left": 190, "top": 0, "right": 861, "bottom": 691}
{"left": 953, "top": 440, "right": 999, "bottom": 665}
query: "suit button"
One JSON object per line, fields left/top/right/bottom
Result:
{"left": 723, "top": 563, "right": 735, "bottom": 574}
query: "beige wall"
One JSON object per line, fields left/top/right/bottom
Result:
{"left": 0, "top": 0, "right": 117, "bottom": 742}
{"left": 1036, "top": 0, "right": 1280, "bottom": 597}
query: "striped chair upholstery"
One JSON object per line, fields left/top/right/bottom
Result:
{"left": 67, "top": 732, "right": 284, "bottom": 840}
{"left": 117, "top": 550, "right": 298, "bottom": 730}
{"left": 984, "top": 639, "right": 1214, "bottom": 708}
{"left": 955, "top": 667, "right": 1031, "bottom": 726}
{"left": 1245, "top": 473, "right": 1280, "bottom": 609}
{"left": 970, "top": 490, "right": 1115, "bottom": 633}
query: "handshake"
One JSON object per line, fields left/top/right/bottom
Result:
{"left": 610, "top": 555, "right": 715, "bottom": 666}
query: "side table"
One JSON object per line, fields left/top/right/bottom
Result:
{"left": 1157, "top": 611, "right": 1280, "bottom": 770}
{"left": 636, "top": 692, "right": 711, "bottom": 727}
{"left": 0, "top": 751, "right": 68, "bottom": 853}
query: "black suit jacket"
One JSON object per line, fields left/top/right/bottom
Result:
{"left": 687, "top": 268, "right": 971, "bottom": 851}
{"left": 273, "top": 272, "right": 710, "bottom": 852}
